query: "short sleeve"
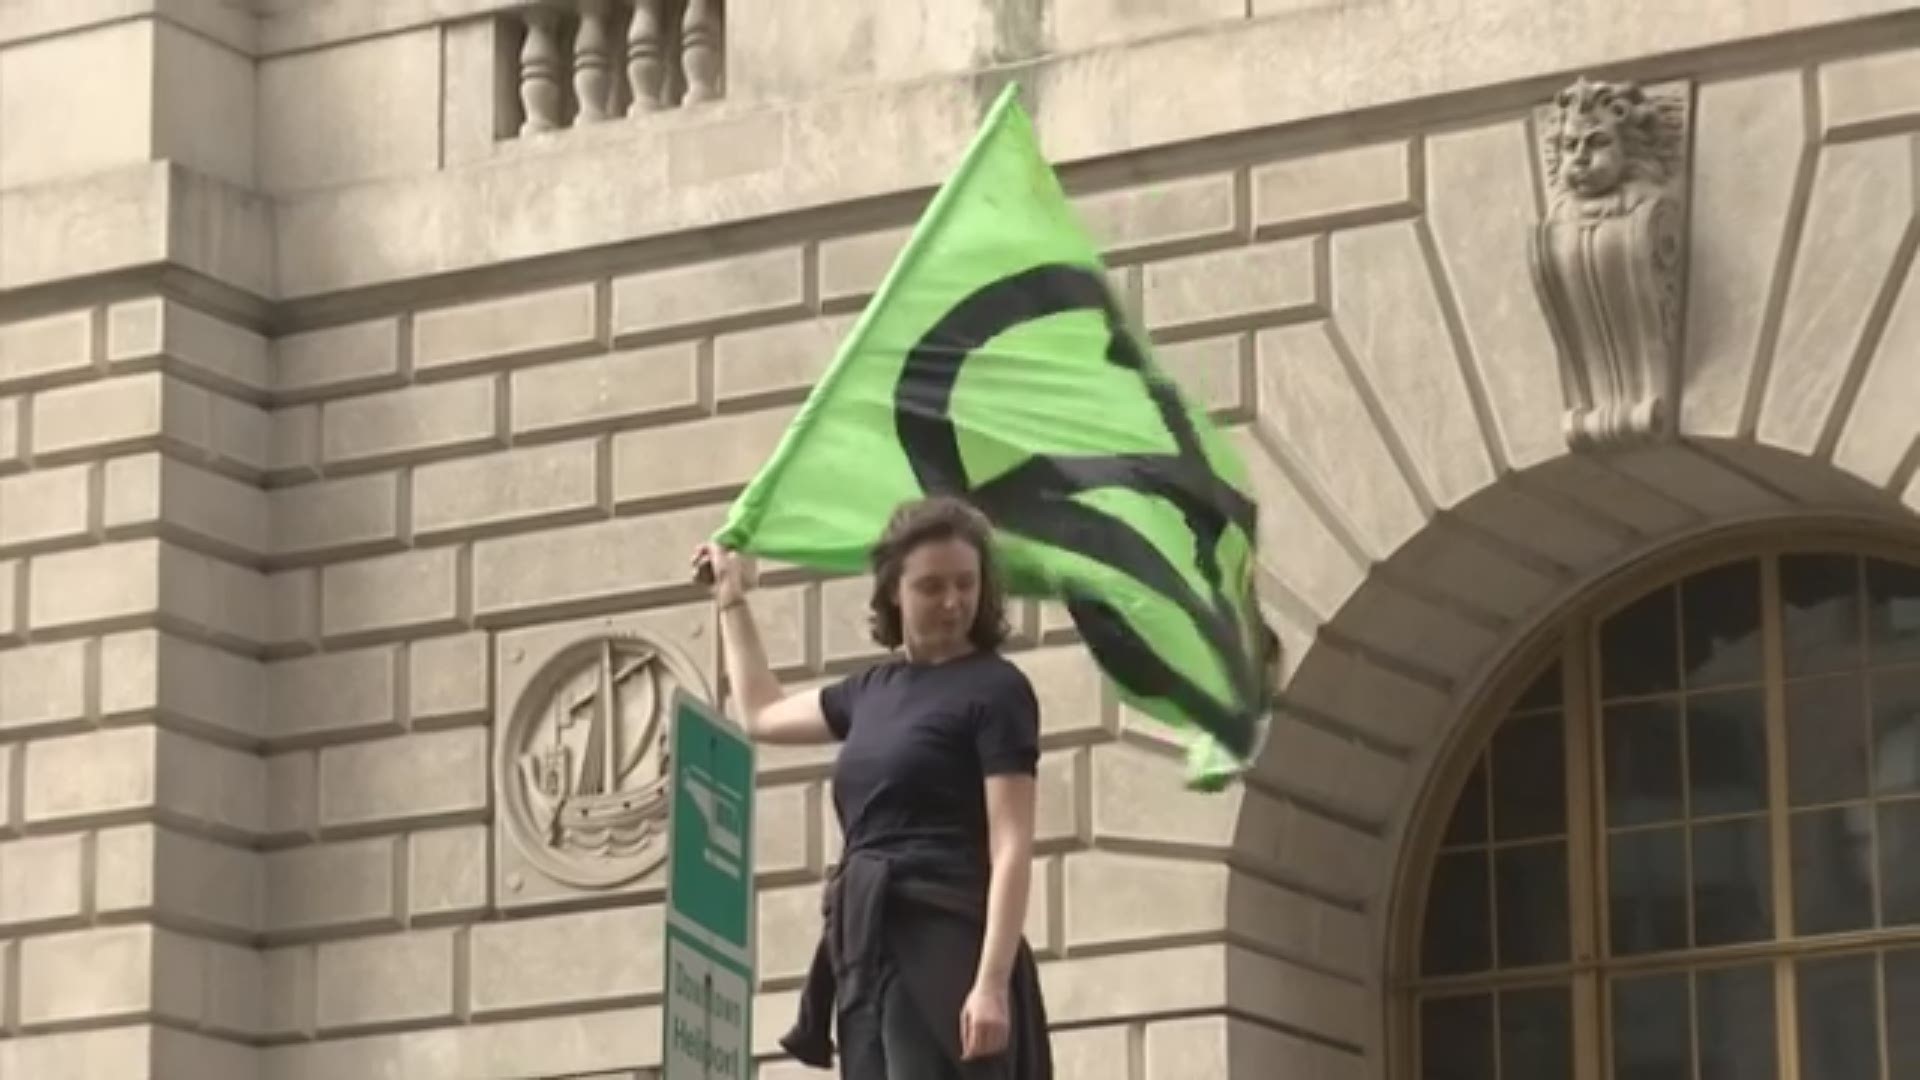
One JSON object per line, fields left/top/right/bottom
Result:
{"left": 818, "top": 670, "right": 864, "bottom": 741}
{"left": 974, "top": 668, "right": 1040, "bottom": 776}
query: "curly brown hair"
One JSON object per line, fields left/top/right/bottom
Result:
{"left": 866, "top": 496, "right": 1011, "bottom": 652}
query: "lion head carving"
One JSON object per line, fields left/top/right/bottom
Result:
{"left": 1541, "top": 78, "right": 1685, "bottom": 219}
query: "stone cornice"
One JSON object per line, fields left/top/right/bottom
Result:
{"left": 0, "top": 162, "right": 274, "bottom": 309}
{"left": 253, "top": 0, "right": 518, "bottom": 56}
{"left": 0, "top": 0, "right": 255, "bottom": 52}
{"left": 4, "top": 3, "right": 1917, "bottom": 327}
{"left": 269, "top": 5, "right": 1913, "bottom": 305}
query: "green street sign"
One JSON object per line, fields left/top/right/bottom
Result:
{"left": 665, "top": 924, "right": 751, "bottom": 1080}
{"left": 664, "top": 690, "right": 756, "bottom": 1080}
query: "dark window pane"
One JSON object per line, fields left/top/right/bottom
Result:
{"left": 1781, "top": 553, "right": 1862, "bottom": 676}
{"left": 1606, "top": 700, "right": 1683, "bottom": 826}
{"left": 1687, "top": 690, "right": 1768, "bottom": 817}
{"left": 1795, "top": 953, "right": 1880, "bottom": 1080}
{"left": 1691, "top": 818, "right": 1772, "bottom": 947}
{"left": 1609, "top": 827, "right": 1687, "bottom": 956}
{"left": 1697, "top": 963, "right": 1777, "bottom": 1080}
{"left": 1791, "top": 807, "right": 1876, "bottom": 935}
{"left": 1683, "top": 559, "right": 1762, "bottom": 689}
{"left": 1500, "top": 985, "right": 1572, "bottom": 1079}
{"left": 1870, "top": 668, "right": 1920, "bottom": 796}
{"left": 1442, "top": 758, "right": 1488, "bottom": 847}
{"left": 1880, "top": 799, "right": 1920, "bottom": 926}
{"left": 1493, "top": 710, "right": 1566, "bottom": 840}
{"left": 1496, "top": 842, "right": 1569, "bottom": 967}
{"left": 1421, "top": 993, "right": 1494, "bottom": 1080}
{"left": 1517, "top": 660, "right": 1563, "bottom": 712}
{"left": 1422, "top": 851, "right": 1491, "bottom": 975}
{"left": 1786, "top": 676, "right": 1869, "bottom": 806}
{"left": 1602, "top": 586, "right": 1679, "bottom": 699}
{"left": 1887, "top": 948, "right": 1920, "bottom": 1080}
{"left": 1611, "top": 972, "right": 1690, "bottom": 1080}
{"left": 1867, "top": 557, "right": 1920, "bottom": 665}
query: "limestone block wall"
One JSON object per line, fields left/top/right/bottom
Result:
{"left": 230, "top": 159, "right": 1383, "bottom": 1076}
{"left": 0, "top": 297, "right": 277, "bottom": 1077}
{"left": 0, "top": 16, "right": 254, "bottom": 194}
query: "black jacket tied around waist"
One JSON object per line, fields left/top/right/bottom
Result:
{"left": 779, "top": 847, "right": 1052, "bottom": 1079}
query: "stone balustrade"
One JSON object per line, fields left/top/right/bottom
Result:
{"left": 507, "top": 0, "right": 725, "bottom": 138}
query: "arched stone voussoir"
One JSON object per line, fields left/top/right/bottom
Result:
{"left": 1242, "top": 435, "right": 1920, "bottom": 972}
{"left": 1280, "top": 638, "right": 1448, "bottom": 758}
{"left": 1244, "top": 709, "right": 1408, "bottom": 828}
{"left": 1228, "top": 775, "right": 1384, "bottom": 910}
{"left": 1692, "top": 436, "right": 1895, "bottom": 512}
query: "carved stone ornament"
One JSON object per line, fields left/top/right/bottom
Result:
{"left": 1528, "top": 77, "right": 1691, "bottom": 451}
{"left": 497, "top": 632, "right": 710, "bottom": 891}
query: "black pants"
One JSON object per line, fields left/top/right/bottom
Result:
{"left": 840, "top": 966, "right": 1001, "bottom": 1080}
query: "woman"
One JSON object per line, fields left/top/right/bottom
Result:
{"left": 691, "top": 495, "right": 1053, "bottom": 1079}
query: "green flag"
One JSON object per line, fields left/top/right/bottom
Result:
{"left": 712, "top": 83, "right": 1273, "bottom": 790}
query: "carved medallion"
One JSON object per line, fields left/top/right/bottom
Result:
{"left": 498, "top": 633, "right": 708, "bottom": 890}
{"left": 1529, "top": 77, "right": 1692, "bottom": 450}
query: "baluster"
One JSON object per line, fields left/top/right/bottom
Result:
{"left": 625, "top": 0, "right": 666, "bottom": 114}
{"left": 518, "top": 6, "right": 565, "bottom": 134}
{"left": 572, "top": 0, "right": 615, "bottom": 122}
{"left": 680, "top": 0, "right": 723, "bottom": 104}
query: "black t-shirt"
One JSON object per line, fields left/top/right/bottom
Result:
{"left": 821, "top": 650, "right": 1040, "bottom": 886}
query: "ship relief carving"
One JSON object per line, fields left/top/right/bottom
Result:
{"left": 499, "top": 633, "right": 708, "bottom": 891}
{"left": 1529, "top": 77, "right": 1692, "bottom": 451}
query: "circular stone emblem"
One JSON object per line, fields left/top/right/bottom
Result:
{"left": 499, "top": 633, "right": 712, "bottom": 889}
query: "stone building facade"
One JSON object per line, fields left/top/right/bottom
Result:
{"left": 4, "top": 2, "right": 1920, "bottom": 1078}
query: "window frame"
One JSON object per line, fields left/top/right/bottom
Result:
{"left": 1384, "top": 523, "right": 1920, "bottom": 1080}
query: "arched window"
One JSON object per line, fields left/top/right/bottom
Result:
{"left": 1401, "top": 542, "right": 1920, "bottom": 1079}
